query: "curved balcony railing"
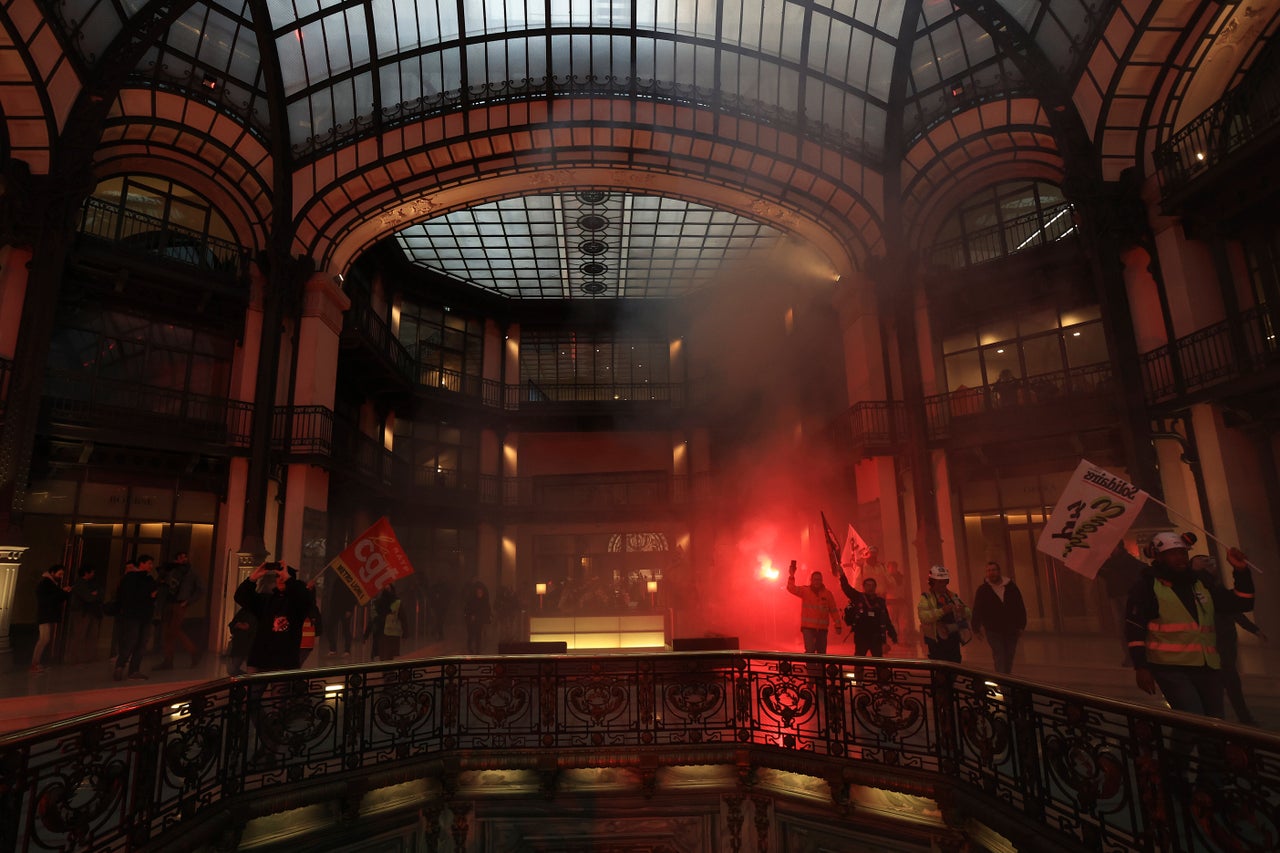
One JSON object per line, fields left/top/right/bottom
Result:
{"left": 344, "top": 300, "right": 416, "bottom": 386}
{"left": 1, "top": 653, "right": 1274, "bottom": 853}
{"left": 926, "top": 202, "right": 1076, "bottom": 270}
{"left": 76, "top": 196, "right": 247, "bottom": 274}
{"left": 1140, "top": 303, "right": 1280, "bottom": 405}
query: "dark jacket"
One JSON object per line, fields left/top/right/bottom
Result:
{"left": 971, "top": 579, "right": 1028, "bottom": 636}
{"left": 1098, "top": 550, "right": 1146, "bottom": 600}
{"left": 1125, "top": 564, "right": 1255, "bottom": 669}
{"left": 35, "top": 577, "right": 70, "bottom": 624}
{"left": 235, "top": 577, "right": 313, "bottom": 671}
{"left": 116, "top": 571, "right": 159, "bottom": 621}
{"left": 71, "top": 576, "right": 104, "bottom": 616}
{"left": 835, "top": 569, "right": 897, "bottom": 645}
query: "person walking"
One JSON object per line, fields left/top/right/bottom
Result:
{"left": 234, "top": 562, "right": 314, "bottom": 672}
{"left": 67, "top": 566, "right": 105, "bottom": 663}
{"left": 918, "top": 565, "right": 972, "bottom": 663}
{"left": 324, "top": 575, "right": 357, "bottom": 658}
{"left": 31, "top": 565, "right": 71, "bottom": 673}
{"left": 785, "top": 560, "right": 842, "bottom": 654}
{"left": 970, "top": 561, "right": 1028, "bottom": 674}
{"left": 1125, "top": 532, "right": 1255, "bottom": 720}
{"left": 463, "top": 581, "right": 491, "bottom": 654}
{"left": 156, "top": 551, "right": 203, "bottom": 670}
{"left": 370, "top": 584, "right": 403, "bottom": 661}
{"left": 113, "top": 557, "right": 159, "bottom": 681}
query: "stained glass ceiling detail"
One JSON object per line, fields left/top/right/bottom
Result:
{"left": 394, "top": 192, "right": 786, "bottom": 299}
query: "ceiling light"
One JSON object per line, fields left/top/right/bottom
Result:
{"left": 1072, "top": 331, "right": 1081, "bottom": 337}
{"left": 202, "top": 73, "right": 218, "bottom": 90}
{"left": 1195, "top": 152, "right": 1205, "bottom": 162}
{"left": 996, "top": 348, "right": 1004, "bottom": 354}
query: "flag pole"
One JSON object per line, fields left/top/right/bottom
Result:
{"left": 1144, "top": 493, "right": 1264, "bottom": 574}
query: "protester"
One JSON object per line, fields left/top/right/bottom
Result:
{"left": 1125, "top": 532, "right": 1254, "bottom": 719}
{"left": 918, "top": 565, "right": 972, "bottom": 663}
{"left": 113, "top": 557, "right": 159, "bottom": 681}
{"left": 785, "top": 560, "right": 842, "bottom": 654}
{"left": 970, "top": 561, "right": 1028, "bottom": 674}
{"left": 842, "top": 575, "right": 897, "bottom": 658}
{"left": 156, "top": 551, "right": 203, "bottom": 670}
{"left": 324, "top": 575, "right": 358, "bottom": 658}
{"left": 369, "top": 584, "right": 403, "bottom": 661}
{"left": 463, "top": 581, "right": 491, "bottom": 654}
{"left": 31, "top": 564, "right": 71, "bottom": 673}
{"left": 234, "top": 562, "right": 313, "bottom": 672}
{"left": 68, "top": 566, "right": 104, "bottom": 663}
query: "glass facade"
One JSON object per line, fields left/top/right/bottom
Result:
{"left": 942, "top": 304, "right": 1105, "bottom": 396}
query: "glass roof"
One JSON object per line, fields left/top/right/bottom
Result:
{"left": 394, "top": 192, "right": 786, "bottom": 299}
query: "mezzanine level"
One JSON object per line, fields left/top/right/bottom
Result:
{"left": 1, "top": 651, "right": 1272, "bottom": 853}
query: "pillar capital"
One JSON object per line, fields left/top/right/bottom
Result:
{"left": 302, "top": 272, "right": 351, "bottom": 335}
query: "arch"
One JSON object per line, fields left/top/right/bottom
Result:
{"left": 0, "top": 0, "right": 74, "bottom": 175}
{"left": 294, "top": 99, "right": 885, "bottom": 277}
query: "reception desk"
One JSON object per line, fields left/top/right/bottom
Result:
{"left": 528, "top": 612, "right": 669, "bottom": 650}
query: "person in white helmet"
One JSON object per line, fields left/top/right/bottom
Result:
{"left": 1124, "top": 531, "right": 1254, "bottom": 719}
{"left": 917, "top": 565, "right": 972, "bottom": 663}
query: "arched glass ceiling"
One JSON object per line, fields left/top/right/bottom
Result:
{"left": 393, "top": 191, "right": 788, "bottom": 299}
{"left": 75, "top": 0, "right": 1117, "bottom": 161}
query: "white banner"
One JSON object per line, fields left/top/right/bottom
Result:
{"left": 1036, "top": 460, "right": 1149, "bottom": 579}
{"left": 841, "top": 524, "right": 872, "bottom": 571}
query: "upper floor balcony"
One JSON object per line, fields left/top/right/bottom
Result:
{"left": 340, "top": 300, "right": 416, "bottom": 396}
{"left": 925, "top": 202, "right": 1077, "bottom": 271}
{"left": 2, "top": 652, "right": 1273, "bottom": 852}
{"left": 1140, "top": 303, "right": 1280, "bottom": 412}
{"left": 76, "top": 196, "right": 247, "bottom": 276}
{"left": 1154, "top": 37, "right": 1280, "bottom": 208}
{"left": 39, "top": 370, "right": 253, "bottom": 453}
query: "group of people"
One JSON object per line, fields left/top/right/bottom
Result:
{"left": 29, "top": 553, "right": 207, "bottom": 679}
{"left": 784, "top": 552, "right": 1027, "bottom": 674}
{"left": 784, "top": 530, "right": 1263, "bottom": 727}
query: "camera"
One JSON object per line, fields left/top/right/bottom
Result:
{"left": 263, "top": 561, "right": 282, "bottom": 572}
{"left": 789, "top": 560, "right": 797, "bottom": 574}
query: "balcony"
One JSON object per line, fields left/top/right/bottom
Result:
{"left": 476, "top": 471, "right": 710, "bottom": 512}
{"left": 272, "top": 405, "right": 335, "bottom": 457}
{"left": 1154, "top": 39, "right": 1280, "bottom": 206}
{"left": 39, "top": 371, "right": 253, "bottom": 452}
{"left": 76, "top": 197, "right": 247, "bottom": 275}
{"left": 505, "top": 380, "right": 686, "bottom": 411}
{"left": 331, "top": 417, "right": 400, "bottom": 491}
{"left": 925, "top": 202, "right": 1076, "bottom": 270}
{"left": 2, "top": 652, "right": 1273, "bottom": 852}
{"left": 340, "top": 301, "right": 416, "bottom": 395}
{"left": 1140, "top": 303, "right": 1280, "bottom": 409}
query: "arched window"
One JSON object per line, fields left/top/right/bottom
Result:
{"left": 78, "top": 175, "right": 241, "bottom": 272}
{"left": 929, "top": 181, "right": 1075, "bottom": 269}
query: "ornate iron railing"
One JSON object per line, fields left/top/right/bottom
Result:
{"left": 76, "top": 196, "right": 246, "bottom": 273}
{"left": 504, "top": 380, "right": 686, "bottom": 409}
{"left": 922, "top": 361, "right": 1114, "bottom": 438}
{"left": 344, "top": 301, "right": 416, "bottom": 386}
{"left": 41, "top": 371, "right": 253, "bottom": 449}
{"left": 1140, "top": 303, "right": 1280, "bottom": 404}
{"left": 0, "top": 653, "right": 1274, "bottom": 853}
{"left": 416, "top": 364, "right": 502, "bottom": 407}
{"left": 271, "top": 405, "right": 334, "bottom": 456}
{"left": 926, "top": 202, "right": 1076, "bottom": 270}
{"left": 1154, "top": 38, "right": 1280, "bottom": 199}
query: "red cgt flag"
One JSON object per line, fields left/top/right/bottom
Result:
{"left": 327, "top": 517, "right": 415, "bottom": 604}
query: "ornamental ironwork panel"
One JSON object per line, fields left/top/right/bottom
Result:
{"left": 2, "top": 654, "right": 1279, "bottom": 853}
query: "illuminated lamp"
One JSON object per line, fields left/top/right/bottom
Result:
{"left": 535, "top": 582, "right": 547, "bottom": 609}
{"left": 647, "top": 579, "right": 658, "bottom": 607}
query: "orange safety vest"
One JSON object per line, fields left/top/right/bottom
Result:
{"left": 1146, "top": 579, "right": 1219, "bottom": 668}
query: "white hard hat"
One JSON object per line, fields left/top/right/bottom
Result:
{"left": 929, "top": 565, "right": 951, "bottom": 581}
{"left": 1149, "top": 531, "right": 1191, "bottom": 555}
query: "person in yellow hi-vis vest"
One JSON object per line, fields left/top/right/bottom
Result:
{"left": 1124, "top": 531, "right": 1255, "bottom": 719}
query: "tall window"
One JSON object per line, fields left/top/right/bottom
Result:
{"left": 47, "top": 307, "right": 234, "bottom": 396}
{"left": 81, "top": 176, "right": 239, "bottom": 270}
{"left": 520, "top": 332, "right": 670, "bottom": 390}
{"left": 930, "top": 181, "right": 1074, "bottom": 268}
{"left": 941, "top": 305, "right": 1107, "bottom": 396}
{"left": 393, "top": 419, "right": 479, "bottom": 489}
{"left": 398, "top": 301, "right": 484, "bottom": 386}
